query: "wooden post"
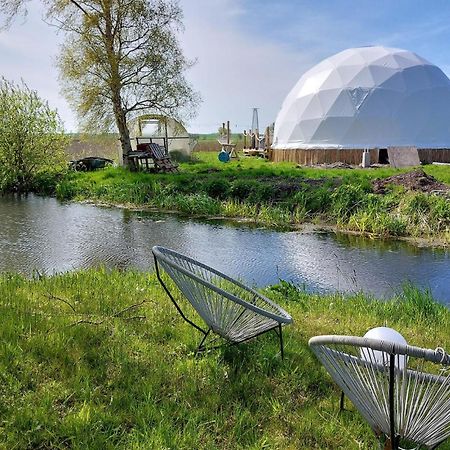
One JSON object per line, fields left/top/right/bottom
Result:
{"left": 265, "top": 126, "right": 270, "bottom": 150}
{"left": 226, "top": 121, "right": 230, "bottom": 144}
{"left": 164, "top": 117, "right": 169, "bottom": 155}
{"left": 243, "top": 130, "right": 247, "bottom": 149}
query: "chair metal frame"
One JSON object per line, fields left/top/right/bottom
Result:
{"left": 309, "top": 335, "right": 450, "bottom": 450}
{"left": 153, "top": 246, "right": 292, "bottom": 357}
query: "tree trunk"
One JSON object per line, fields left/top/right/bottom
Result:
{"left": 113, "top": 99, "right": 133, "bottom": 169}
{"left": 103, "top": 5, "right": 134, "bottom": 170}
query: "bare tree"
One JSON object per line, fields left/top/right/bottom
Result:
{"left": 1, "top": 0, "right": 200, "bottom": 167}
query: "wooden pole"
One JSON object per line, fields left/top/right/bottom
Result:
{"left": 226, "top": 121, "right": 230, "bottom": 144}
{"left": 164, "top": 117, "right": 169, "bottom": 154}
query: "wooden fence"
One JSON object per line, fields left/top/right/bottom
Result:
{"left": 270, "top": 148, "right": 378, "bottom": 165}
{"left": 270, "top": 148, "right": 450, "bottom": 165}
{"left": 418, "top": 149, "right": 450, "bottom": 164}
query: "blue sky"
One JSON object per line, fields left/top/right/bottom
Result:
{"left": 1, "top": 0, "right": 450, "bottom": 133}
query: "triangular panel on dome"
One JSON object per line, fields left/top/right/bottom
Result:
{"left": 281, "top": 93, "right": 314, "bottom": 119}
{"left": 402, "top": 65, "right": 432, "bottom": 92}
{"left": 356, "top": 88, "right": 403, "bottom": 118}
{"left": 411, "top": 87, "right": 450, "bottom": 145}
{"left": 315, "top": 88, "right": 344, "bottom": 115}
{"left": 338, "top": 51, "right": 369, "bottom": 67}
{"left": 423, "top": 65, "right": 450, "bottom": 88}
{"left": 377, "top": 71, "right": 407, "bottom": 92}
{"left": 335, "top": 64, "right": 367, "bottom": 86}
{"left": 392, "top": 52, "right": 426, "bottom": 69}
{"left": 371, "top": 53, "right": 401, "bottom": 70}
{"left": 347, "top": 66, "right": 376, "bottom": 88}
{"left": 339, "top": 116, "right": 376, "bottom": 147}
{"left": 324, "top": 90, "right": 357, "bottom": 117}
{"left": 297, "top": 69, "right": 334, "bottom": 97}
{"left": 320, "top": 69, "right": 347, "bottom": 90}
{"left": 295, "top": 118, "right": 324, "bottom": 142}
{"left": 298, "top": 95, "right": 326, "bottom": 121}
{"left": 309, "top": 116, "right": 353, "bottom": 146}
{"left": 328, "top": 48, "right": 358, "bottom": 65}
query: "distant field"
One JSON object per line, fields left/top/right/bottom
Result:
{"left": 66, "top": 134, "right": 119, "bottom": 162}
{"left": 191, "top": 133, "right": 244, "bottom": 152}
{"left": 65, "top": 134, "right": 245, "bottom": 158}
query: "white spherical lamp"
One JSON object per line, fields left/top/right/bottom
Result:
{"left": 361, "top": 327, "right": 408, "bottom": 369}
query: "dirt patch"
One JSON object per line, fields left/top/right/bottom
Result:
{"left": 311, "top": 162, "right": 355, "bottom": 169}
{"left": 260, "top": 176, "right": 337, "bottom": 194}
{"left": 373, "top": 168, "right": 449, "bottom": 194}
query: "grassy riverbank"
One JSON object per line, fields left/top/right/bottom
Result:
{"left": 52, "top": 153, "right": 450, "bottom": 243}
{"left": 1, "top": 269, "right": 449, "bottom": 449}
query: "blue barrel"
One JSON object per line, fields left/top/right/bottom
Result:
{"left": 218, "top": 150, "right": 230, "bottom": 162}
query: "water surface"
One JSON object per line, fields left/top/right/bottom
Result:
{"left": 0, "top": 194, "right": 448, "bottom": 304}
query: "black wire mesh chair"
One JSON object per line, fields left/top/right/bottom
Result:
{"left": 152, "top": 246, "right": 293, "bottom": 356}
{"left": 309, "top": 335, "right": 450, "bottom": 449}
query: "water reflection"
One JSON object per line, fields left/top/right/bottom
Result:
{"left": 0, "top": 194, "right": 448, "bottom": 304}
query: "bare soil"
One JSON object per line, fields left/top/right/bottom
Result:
{"left": 372, "top": 168, "right": 449, "bottom": 194}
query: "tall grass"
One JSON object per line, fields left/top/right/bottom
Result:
{"left": 47, "top": 154, "right": 450, "bottom": 241}
{"left": 1, "top": 269, "right": 449, "bottom": 449}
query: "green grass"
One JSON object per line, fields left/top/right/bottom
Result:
{"left": 50, "top": 152, "right": 450, "bottom": 242}
{"left": 1, "top": 269, "right": 449, "bottom": 449}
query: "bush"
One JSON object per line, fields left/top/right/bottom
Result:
{"left": 32, "top": 169, "right": 67, "bottom": 195}
{"left": 0, "top": 78, "right": 68, "bottom": 192}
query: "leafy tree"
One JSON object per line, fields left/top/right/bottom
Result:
{"left": 0, "top": 0, "right": 200, "bottom": 168}
{"left": 0, "top": 78, "right": 68, "bottom": 192}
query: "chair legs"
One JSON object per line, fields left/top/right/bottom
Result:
{"left": 273, "top": 324, "right": 285, "bottom": 359}
{"left": 339, "top": 391, "right": 345, "bottom": 411}
{"left": 196, "top": 329, "right": 211, "bottom": 354}
{"left": 196, "top": 326, "right": 286, "bottom": 358}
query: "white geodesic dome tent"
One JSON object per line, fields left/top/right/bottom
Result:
{"left": 272, "top": 46, "right": 450, "bottom": 163}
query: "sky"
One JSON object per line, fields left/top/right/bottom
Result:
{"left": 1, "top": 0, "right": 450, "bottom": 133}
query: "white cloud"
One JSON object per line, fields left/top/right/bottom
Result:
{"left": 180, "top": 0, "right": 315, "bottom": 133}
{"left": 2, "top": 0, "right": 449, "bottom": 135}
{"left": 0, "top": 3, "right": 74, "bottom": 129}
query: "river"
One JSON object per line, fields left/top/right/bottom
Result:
{"left": 0, "top": 194, "right": 448, "bottom": 304}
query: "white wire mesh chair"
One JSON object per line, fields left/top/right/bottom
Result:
{"left": 309, "top": 335, "right": 450, "bottom": 450}
{"left": 152, "top": 246, "right": 293, "bottom": 356}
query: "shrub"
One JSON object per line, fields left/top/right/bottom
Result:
{"left": 32, "top": 169, "right": 67, "bottom": 195}
{"left": 0, "top": 78, "right": 68, "bottom": 192}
